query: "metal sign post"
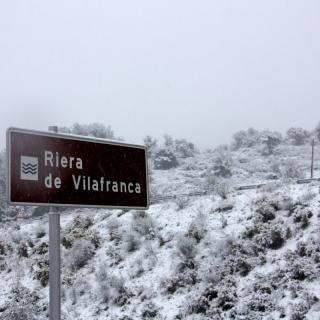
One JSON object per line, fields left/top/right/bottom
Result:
{"left": 49, "top": 212, "right": 61, "bottom": 320}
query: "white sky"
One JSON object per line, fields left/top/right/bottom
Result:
{"left": 0, "top": 1, "right": 320, "bottom": 150}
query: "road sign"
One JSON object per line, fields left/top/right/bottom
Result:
{"left": 7, "top": 128, "right": 149, "bottom": 209}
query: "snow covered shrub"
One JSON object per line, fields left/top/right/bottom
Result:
{"left": 288, "top": 258, "right": 316, "bottom": 281}
{"left": 175, "top": 197, "right": 189, "bottom": 210}
{"left": 62, "top": 215, "right": 100, "bottom": 249}
{"left": 34, "top": 259, "right": 49, "bottom": 287}
{"left": 35, "top": 226, "right": 46, "bottom": 239}
{"left": 17, "top": 242, "right": 28, "bottom": 258}
{"left": 231, "top": 128, "right": 260, "bottom": 150}
{"left": 212, "top": 147, "right": 232, "bottom": 178}
{"left": 143, "top": 135, "right": 158, "bottom": 158}
{"left": 72, "top": 215, "right": 93, "bottom": 229}
{"left": 254, "top": 225, "right": 285, "bottom": 250}
{"left": 215, "top": 180, "right": 231, "bottom": 199}
{"left": 131, "top": 211, "right": 156, "bottom": 240}
{"left": 123, "top": 231, "right": 140, "bottom": 253}
{"left": 69, "top": 278, "right": 91, "bottom": 305}
{"left": 215, "top": 199, "right": 234, "bottom": 213}
{"left": 176, "top": 236, "right": 197, "bottom": 261}
{"left": 213, "top": 276, "right": 238, "bottom": 312}
{"left": 96, "top": 266, "right": 131, "bottom": 306}
{"left": 1, "top": 304, "right": 37, "bottom": 320}
{"left": 1, "top": 286, "right": 40, "bottom": 320}
{"left": 174, "top": 139, "right": 195, "bottom": 158}
{"left": 65, "top": 239, "right": 94, "bottom": 270}
{"left": 281, "top": 160, "right": 304, "bottom": 179}
{"left": 204, "top": 169, "right": 217, "bottom": 191}
{"left": 293, "top": 209, "right": 313, "bottom": 230}
{"left": 153, "top": 148, "right": 178, "bottom": 170}
{"left": 107, "top": 217, "right": 121, "bottom": 243}
{"left": 314, "top": 121, "right": 320, "bottom": 141}
{"left": 290, "top": 301, "right": 312, "bottom": 320}
{"left": 286, "top": 127, "right": 310, "bottom": 146}
{"left": 257, "top": 192, "right": 293, "bottom": 213}
{"left": 245, "top": 291, "right": 275, "bottom": 313}
{"left": 260, "top": 130, "right": 282, "bottom": 155}
{"left": 163, "top": 268, "right": 197, "bottom": 294}
{"left": 164, "top": 134, "right": 174, "bottom": 149}
{"left": 187, "top": 213, "right": 207, "bottom": 243}
{"left": 254, "top": 197, "right": 277, "bottom": 223}
{"left": 141, "top": 302, "right": 159, "bottom": 319}
{"left": 70, "top": 122, "right": 116, "bottom": 139}
{"left": 299, "top": 188, "right": 316, "bottom": 203}
{"left": 259, "top": 181, "right": 283, "bottom": 194}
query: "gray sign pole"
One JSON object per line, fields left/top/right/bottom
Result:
{"left": 49, "top": 212, "right": 61, "bottom": 320}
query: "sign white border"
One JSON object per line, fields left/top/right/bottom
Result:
{"left": 6, "top": 127, "right": 149, "bottom": 210}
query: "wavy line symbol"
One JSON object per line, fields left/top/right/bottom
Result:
{"left": 22, "top": 163, "right": 37, "bottom": 174}
{"left": 20, "top": 156, "right": 38, "bottom": 181}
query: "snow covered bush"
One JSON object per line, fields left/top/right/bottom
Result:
{"left": 214, "top": 180, "right": 231, "bottom": 199}
{"left": 122, "top": 231, "right": 140, "bottom": 253}
{"left": 34, "top": 259, "right": 49, "bottom": 287}
{"left": 314, "top": 121, "right": 320, "bottom": 141}
{"left": 298, "top": 188, "right": 316, "bottom": 203}
{"left": 95, "top": 266, "right": 131, "bottom": 306}
{"left": 69, "top": 278, "right": 91, "bottom": 305}
{"left": 131, "top": 211, "right": 156, "bottom": 240}
{"left": 0, "top": 285, "right": 41, "bottom": 320}
{"left": 72, "top": 122, "right": 116, "bottom": 139}
{"left": 65, "top": 239, "right": 95, "bottom": 270}
{"left": 212, "top": 147, "right": 233, "bottom": 178}
{"left": 292, "top": 208, "right": 313, "bottom": 230}
{"left": 215, "top": 199, "right": 234, "bottom": 213}
{"left": 143, "top": 135, "right": 158, "bottom": 158}
{"left": 286, "top": 127, "right": 310, "bottom": 146}
{"left": 260, "top": 130, "right": 282, "bottom": 155}
{"left": 281, "top": 160, "right": 304, "bottom": 179}
{"left": 62, "top": 215, "right": 101, "bottom": 249}
{"left": 175, "top": 196, "right": 190, "bottom": 210}
{"left": 204, "top": 169, "right": 217, "bottom": 191}
{"left": 107, "top": 217, "right": 121, "bottom": 243}
{"left": 250, "top": 224, "right": 285, "bottom": 250}
{"left": 187, "top": 213, "right": 207, "bottom": 243}
{"left": 141, "top": 302, "right": 159, "bottom": 319}
{"left": 153, "top": 148, "right": 178, "bottom": 170}
{"left": 174, "top": 138, "right": 195, "bottom": 158}
{"left": 231, "top": 128, "right": 260, "bottom": 150}
{"left": 176, "top": 236, "right": 197, "bottom": 261}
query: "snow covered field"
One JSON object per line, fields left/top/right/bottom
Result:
{"left": 1, "top": 139, "right": 320, "bottom": 319}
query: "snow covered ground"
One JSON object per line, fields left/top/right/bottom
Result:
{"left": 1, "top": 142, "right": 320, "bottom": 319}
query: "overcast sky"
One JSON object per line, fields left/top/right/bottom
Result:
{"left": 0, "top": 1, "right": 319, "bottom": 150}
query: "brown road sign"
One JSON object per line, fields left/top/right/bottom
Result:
{"left": 7, "top": 128, "right": 149, "bottom": 209}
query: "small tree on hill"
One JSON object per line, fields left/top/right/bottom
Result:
{"left": 314, "top": 122, "right": 320, "bottom": 142}
{"left": 59, "top": 123, "right": 117, "bottom": 140}
{"left": 143, "top": 135, "right": 158, "bottom": 158}
{"left": 260, "top": 131, "right": 282, "bottom": 155}
{"left": 286, "top": 127, "right": 310, "bottom": 146}
{"left": 164, "top": 134, "right": 174, "bottom": 149}
{"left": 153, "top": 148, "right": 178, "bottom": 170}
{"left": 213, "top": 147, "right": 233, "bottom": 178}
{"left": 231, "top": 128, "right": 260, "bottom": 150}
{"left": 174, "top": 139, "right": 195, "bottom": 158}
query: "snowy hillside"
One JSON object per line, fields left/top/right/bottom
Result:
{"left": 1, "top": 137, "right": 320, "bottom": 319}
